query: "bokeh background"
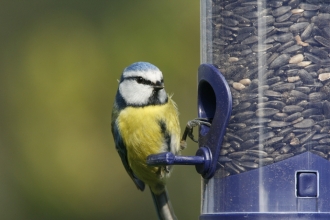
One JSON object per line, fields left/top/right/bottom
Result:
{"left": 0, "top": 1, "right": 200, "bottom": 219}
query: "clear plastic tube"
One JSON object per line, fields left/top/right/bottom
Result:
{"left": 201, "top": 0, "right": 330, "bottom": 218}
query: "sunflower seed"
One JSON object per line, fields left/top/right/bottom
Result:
{"left": 274, "top": 153, "right": 294, "bottom": 162}
{"left": 290, "top": 22, "right": 309, "bottom": 32}
{"left": 228, "top": 151, "right": 246, "bottom": 159}
{"left": 274, "top": 33, "right": 294, "bottom": 42}
{"left": 218, "top": 156, "right": 232, "bottom": 163}
{"left": 319, "top": 138, "right": 330, "bottom": 144}
{"left": 299, "top": 3, "right": 320, "bottom": 11}
{"left": 289, "top": 54, "right": 304, "bottom": 64}
{"left": 231, "top": 160, "right": 247, "bottom": 172}
{"left": 293, "top": 119, "right": 315, "bottom": 128}
{"left": 255, "top": 157, "right": 274, "bottom": 165}
{"left": 313, "top": 145, "right": 330, "bottom": 151}
{"left": 256, "top": 108, "right": 280, "bottom": 118}
{"left": 283, "top": 105, "right": 304, "bottom": 113}
{"left": 319, "top": 73, "right": 330, "bottom": 81}
{"left": 225, "top": 162, "right": 241, "bottom": 174}
{"left": 240, "top": 161, "right": 259, "bottom": 169}
{"left": 301, "top": 23, "right": 314, "bottom": 40}
{"left": 310, "top": 150, "right": 328, "bottom": 159}
{"left": 314, "top": 35, "right": 330, "bottom": 48}
{"left": 292, "top": 9, "right": 304, "bottom": 14}
{"left": 268, "top": 121, "right": 290, "bottom": 128}
{"left": 270, "top": 53, "right": 291, "bottom": 69}
{"left": 273, "top": 6, "right": 292, "bottom": 17}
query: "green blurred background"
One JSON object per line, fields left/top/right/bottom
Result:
{"left": 0, "top": 1, "right": 200, "bottom": 219}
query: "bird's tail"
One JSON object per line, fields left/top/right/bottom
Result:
{"left": 150, "top": 187, "right": 178, "bottom": 220}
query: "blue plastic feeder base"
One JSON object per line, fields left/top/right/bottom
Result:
{"left": 200, "top": 152, "right": 330, "bottom": 219}
{"left": 200, "top": 213, "right": 330, "bottom": 220}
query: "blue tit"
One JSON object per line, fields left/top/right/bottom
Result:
{"left": 111, "top": 62, "right": 181, "bottom": 220}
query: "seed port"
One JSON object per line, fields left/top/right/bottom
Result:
{"left": 198, "top": 79, "right": 216, "bottom": 136}
{"left": 197, "top": 64, "right": 232, "bottom": 179}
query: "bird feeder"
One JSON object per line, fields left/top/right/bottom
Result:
{"left": 200, "top": 0, "right": 330, "bottom": 219}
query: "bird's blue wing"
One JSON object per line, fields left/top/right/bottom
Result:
{"left": 111, "top": 119, "right": 145, "bottom": 191}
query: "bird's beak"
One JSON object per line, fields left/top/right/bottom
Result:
{"left": 153, "top": 83, "right": 164, "bottom": 91}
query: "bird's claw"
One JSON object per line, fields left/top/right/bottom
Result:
{"left": 180, "top": 118, "right": 211, "bottom": 148}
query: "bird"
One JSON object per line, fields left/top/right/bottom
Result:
{"left": 111, "top": 62, "right": 182, "bottom": 220}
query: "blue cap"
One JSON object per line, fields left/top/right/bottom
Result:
{"left": 124, "top": 62, "right": 160, "bottom": 73}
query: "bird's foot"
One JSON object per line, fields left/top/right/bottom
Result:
{"left": 180, "top": 118, "right": 211, "bottom": 148}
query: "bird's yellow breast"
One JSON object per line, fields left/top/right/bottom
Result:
{"left": 116, "top": 98, "right": 180, "bottom": 193}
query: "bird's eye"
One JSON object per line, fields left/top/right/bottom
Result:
{"left": 136, "top": 77, "right": 144, "bottom": 84}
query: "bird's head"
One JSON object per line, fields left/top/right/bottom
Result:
{"left": 117, "top": 62, "right": 168, "bottom": 107}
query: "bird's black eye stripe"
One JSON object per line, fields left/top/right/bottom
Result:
{"left": 136, "top": 77, "right": 144, "bottom": 84}
{"left": 126, "top": 76, "right": 153, "bottom": 86}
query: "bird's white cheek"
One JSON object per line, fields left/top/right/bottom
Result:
{"left": 119, "top": 81, "right": 151, "bottom": 105}
{"left": 158, "top": 90, "right": 167, "bottom": 103}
